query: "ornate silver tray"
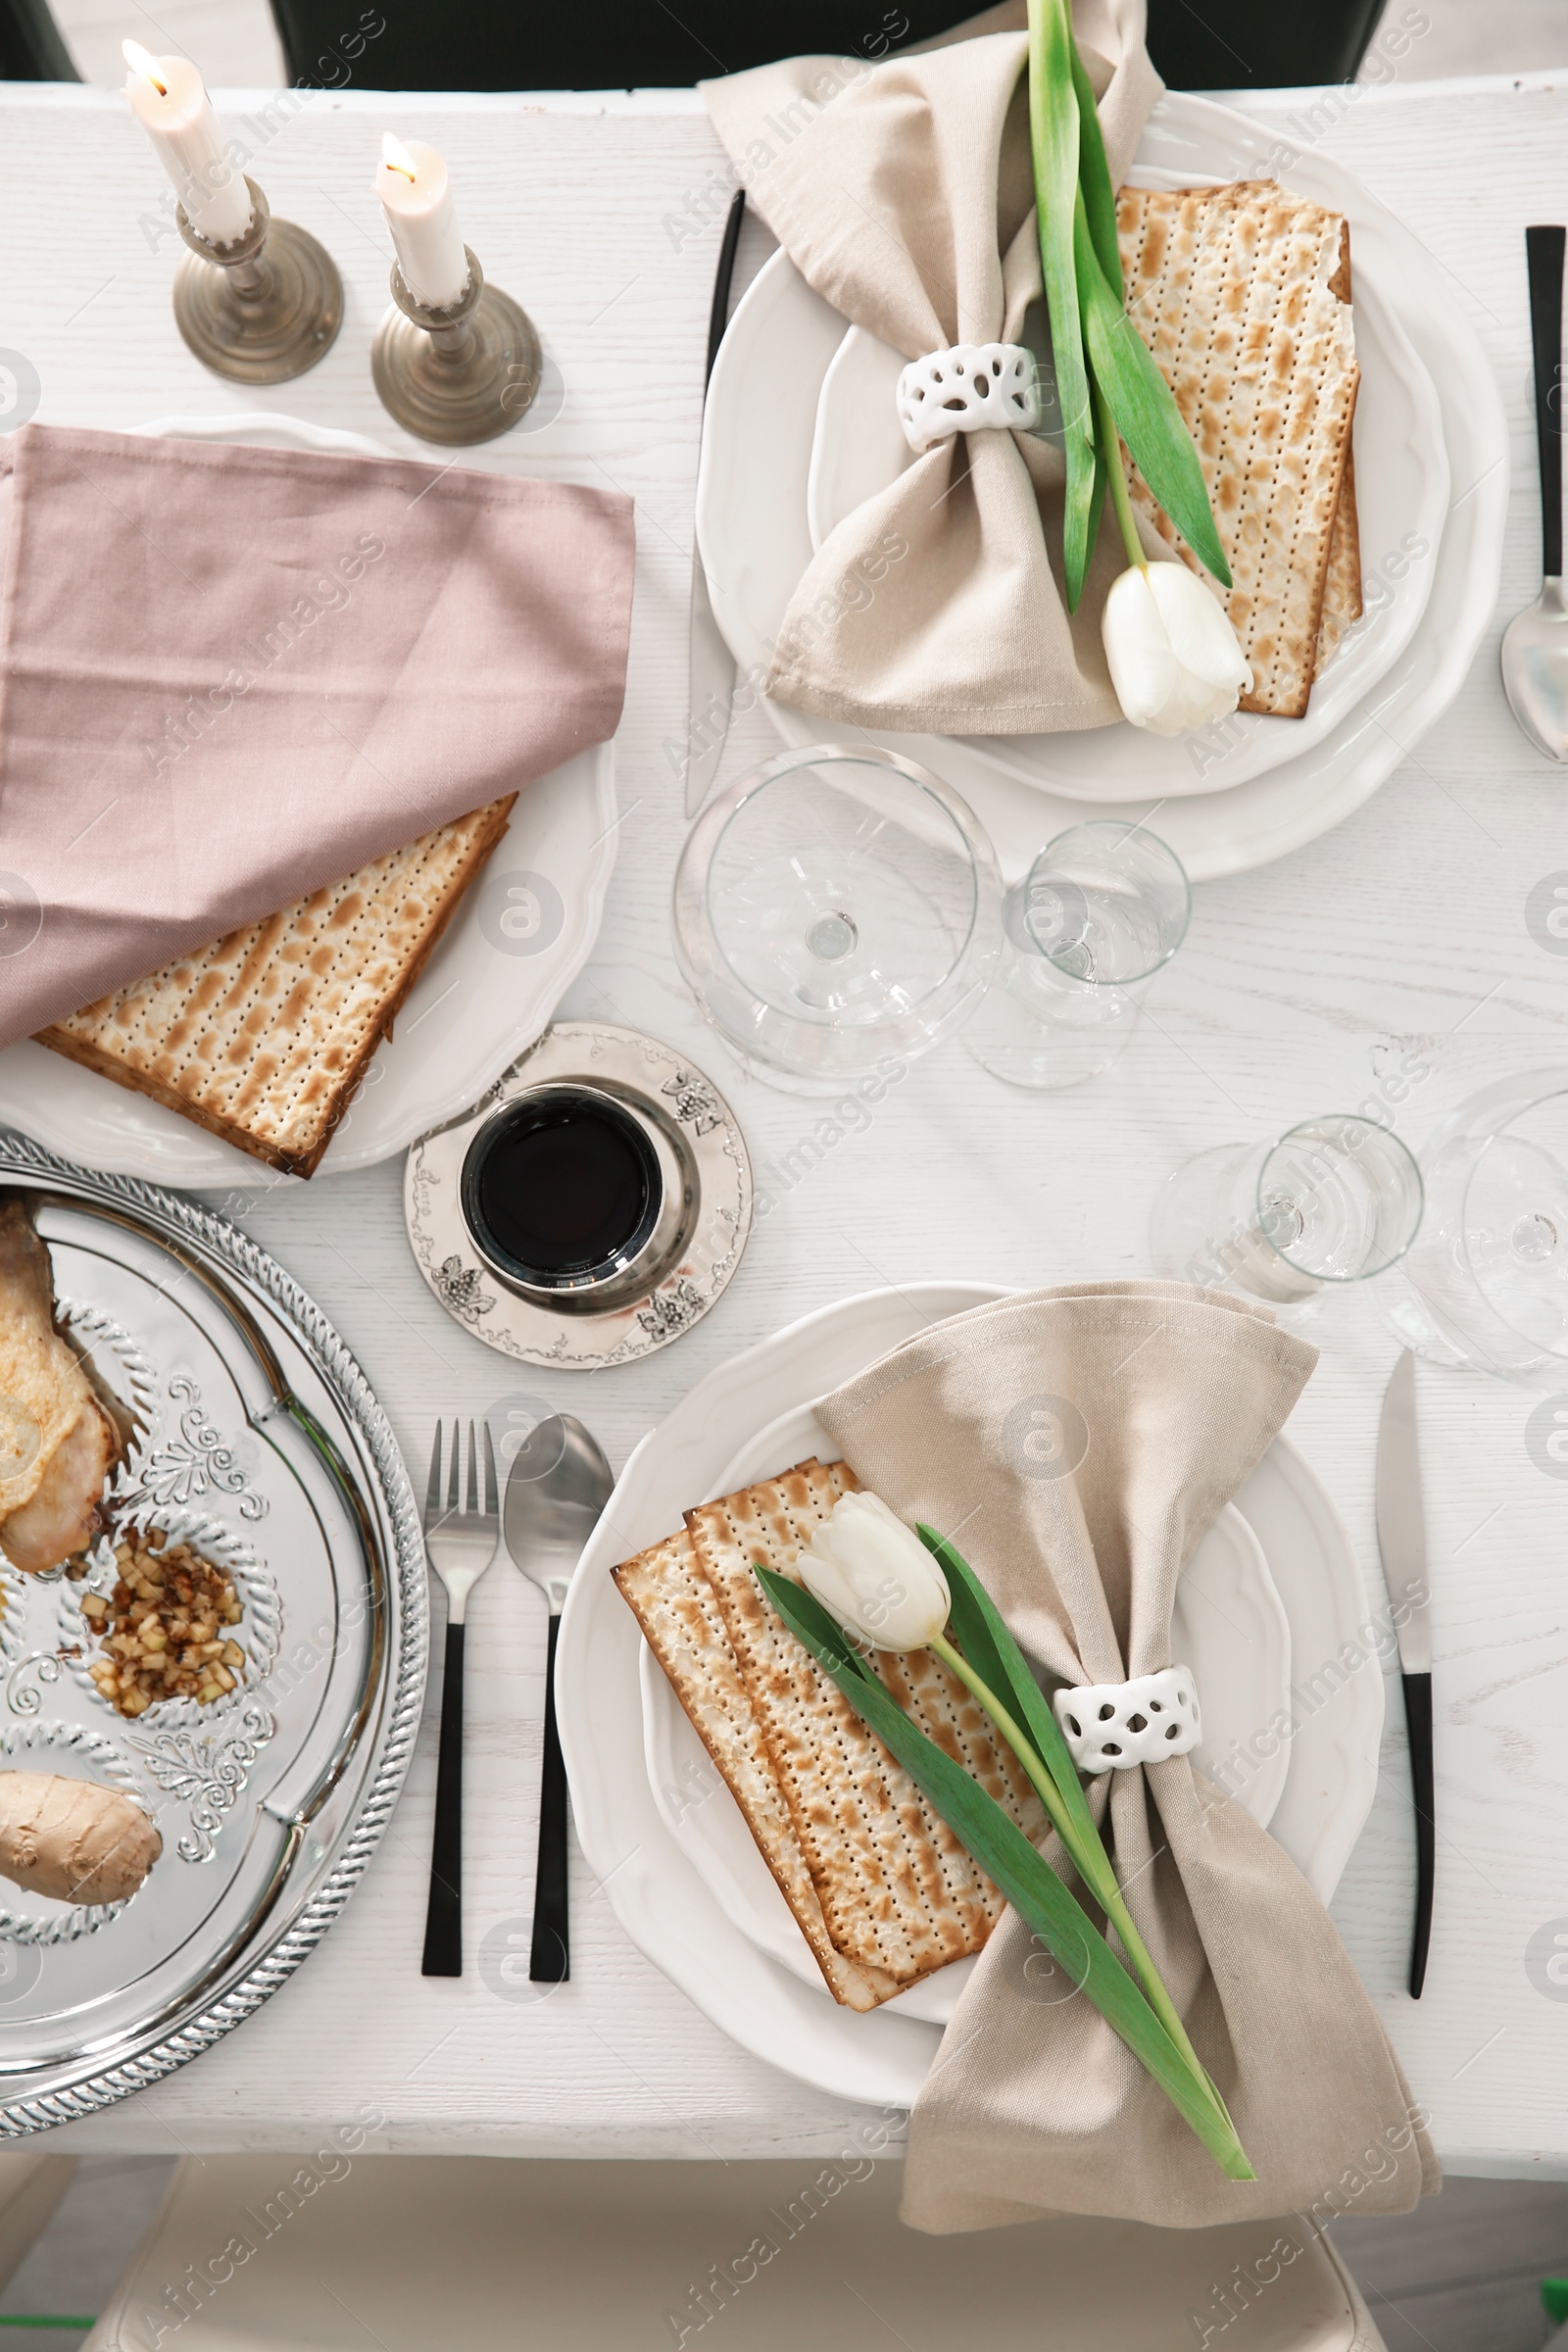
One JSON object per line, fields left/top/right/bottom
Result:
{"left": 0, "top": 1137, "right": 425, "bottom": 2133}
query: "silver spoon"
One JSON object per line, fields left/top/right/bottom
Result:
{"left": 503, "top": 1411, "right": 613, "bottom": 1984}
{"left": 1501, "top": 224, "right": 1568, "bottom": 761}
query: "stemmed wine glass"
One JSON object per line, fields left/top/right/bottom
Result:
{"left": 672, "top": 744, "right": 1002, "bottom": 1093}
{"left": 962, "top": 821, "right": 1190, "bottom": 1091}
{"left": 1383, "top": 1068, "right": 1568, "bottom": 1382}
{"left": 1152, "top": 1114, "right": 1425, "bottom": 1307}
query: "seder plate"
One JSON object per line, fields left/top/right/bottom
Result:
{"left": 404, "top": 1022, "right": 753, "bottom": 1369}
{"left": 0, "top": 1136, "right": 425, "bottom": 2133}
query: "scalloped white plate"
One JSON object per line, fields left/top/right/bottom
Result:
{"left": 0, "top": 412, "right": 618, "bottom": 1187}
{"left": 559, "top": 1284, "right": 1380, "bottom": 2107}
{"left": 696, "top": 90, "right": 1506, "bottom": 879}
{"left": 804, "top": 174, "right": 1448, "bottom": 800}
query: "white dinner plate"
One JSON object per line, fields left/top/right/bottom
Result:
{"left": 0, "top": 412, "right": 618, "bottom": 1187}
{"left": 559, "top": 1284, "right": 1381, "bottom": 2107}
{"left": 641, "top": 1380, "right": 1289, "bottom": 2027}
{"left": 805, "top": 168, "right": 1447, "bottom": 801}
{"left": 696, "top": 90, "right": 1507, "bottom": 880}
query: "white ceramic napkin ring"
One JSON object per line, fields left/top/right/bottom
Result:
{"left": 1054, "top": 1665, "right": 1201, "bottom": 1774}
{"left": 896, "top": 342, "right": 1042, "bottom": 453}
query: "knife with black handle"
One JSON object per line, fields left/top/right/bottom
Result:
{"left": 1402, "top": 1662, "right": 1435, "bottom": 1999}
{"left": 1375, "top": 1348, "right": 1435, "bottom": 1998}
{"left": 684, "top": 187, "right": 747, "bottom": 817}
{"left": 1528, "top": 223, "right": 1565, "bottom": 582}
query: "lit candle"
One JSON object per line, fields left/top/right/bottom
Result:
{"left": 122, "top": 42, "right": 253, "bottom": 250}
{"left": 374, "top": 134, "right": 469, "bottom": 312}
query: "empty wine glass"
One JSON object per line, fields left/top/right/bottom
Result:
{"left": 671, "top": 744, "right": 1002, "bottom": 1092}
{"left": 962, "top": 821, "right": 1190, "bottom": 1090}
{"left": 1383, "top": 1069, "right": 1568, "bottom": 1382}
{"left": 1152, "top": 1115, "right": 1425, "bottom": 1305}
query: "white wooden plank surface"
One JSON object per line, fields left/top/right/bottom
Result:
{"left": 2, "top": 77, "right": 1568, "bottom": 2166}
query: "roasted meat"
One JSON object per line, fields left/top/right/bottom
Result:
{"left": 0, "top": 1198, "right": 128, "bottom": 1573}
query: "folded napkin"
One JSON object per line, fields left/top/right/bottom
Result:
{"left": 702, "top": 11, "right": 1162, "bottom": 736}
{"left": 0, "top": 424, "right": 635, "bottom": 1048}
{"left": 816, "top": 1282, "right": 1438, "bottom": 2231}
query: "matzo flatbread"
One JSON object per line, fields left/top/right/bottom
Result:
{"left": 686, "top": 1460, "right": 1044, "bottom": 1985}
{"left": 1315, "top": 225, "right": 1364, "bottom": 672}
{"left": 1118, "top": 180, "right": 1360, "bottom": 718}
{"left": 39, "top": 799, "right": 514, "bottom": 1178}
{"left": 613, "top": 1525, "right": 901, "bottom": 2012}
{"left": 1316, "top": 445, "right": 1363, "bottom": 672}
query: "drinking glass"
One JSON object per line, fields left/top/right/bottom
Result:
{"left": 1152, "top": 1115, "right": 1425, "bottom": 1305}
{"left": 1384, "top": 1069, "right": 1568, "bottom": 1382}
{"left": 961, "top": 822, "right": 1190, "bottom": 1090}
{"left": 671, "top": 744, "right": 1002, "bottom": 1092}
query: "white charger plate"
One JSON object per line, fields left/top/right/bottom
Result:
{"left": 558, "top": 1283, "right": 1381, "bottom": 2107}
{"left": 0, "top": 412, "right": 618, "bottom": 1187}
{"left": 641, "top": 1381, "right": 1289, "bottom": 2027}
{"left": 696, "top": 89, "right": 1507, "bottom": 880}
{"left": 805, "top": 165, "right": 1447, "bottom": 801}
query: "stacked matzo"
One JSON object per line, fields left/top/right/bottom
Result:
{"left": 615, "top": 1457, "right": 1047, "bottom": 2012}
{"left": 39, "top": 799, "right": 514, "bottom": 1179}
{"left": 1117, "top": 180, "right": 1362, "bottom": 718}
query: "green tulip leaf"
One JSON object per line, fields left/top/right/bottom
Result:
{"left": 1070, "top": 36, "right": 1122, "bottom": 299}
{"left": 1028, "top": 0, "right": 1095, "bottom": 607}
{"left": 917, "top": 1526, "right": 1101, "bottom": 1845}
{"left": 1074, "top": 202, "right": 1232, "bottom": 587}
{"left": 754, "top": 1566, "right": 875, "bottom": 1685}
{"left": 1084, "top": 435, "right": 1108, "bottom": 586}
{"left": 914, "top": 1527, "right": 1239, "bottom": 2141}
{"left": 756, "top": 1564, "right": 1255, "bottom": 2180}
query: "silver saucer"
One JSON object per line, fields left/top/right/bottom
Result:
{"left": 404, "top": 1024, "right": 752, "bottom": 1369}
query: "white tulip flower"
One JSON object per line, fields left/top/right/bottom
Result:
{"left": 797, "top": 1491, "right": 951, "bottom": 1651}
{"left": 1102, "top": 563, "right": 1252, "bottom": 739}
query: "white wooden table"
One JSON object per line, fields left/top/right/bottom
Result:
{"left": 5, "top": 67, "right": 1568, "bottom": 2172}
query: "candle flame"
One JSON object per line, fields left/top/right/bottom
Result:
{"left": 122, "top": 38, "right": 168, "bottom": 95}
{"left": 380, "top": 132, "right": 418, "bottom": 183}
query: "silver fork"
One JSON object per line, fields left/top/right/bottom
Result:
{"left": 420, "top": 1419, "right": 500, "bottom": 1978}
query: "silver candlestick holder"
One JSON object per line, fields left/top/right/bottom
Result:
{"left": 173, "top": 177, "right": 343, "bottom": 383}
{"left": 370, "top": 249, "right": 541, "bottom": 446}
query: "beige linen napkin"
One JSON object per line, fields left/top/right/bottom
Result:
{"left": 816, "top": 1283, "right": 1438, "bottom": 2231}
{"left": 702, "top": 13, "right": 1162, "bottom": 736}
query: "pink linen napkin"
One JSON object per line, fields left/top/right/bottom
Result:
{"left": 0, "top": 423, "right": 635, "bottom": 1047}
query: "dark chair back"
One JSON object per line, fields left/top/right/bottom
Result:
{"left": 1146, "top": 0, "right": 1387, "bottom": 91}
{"left": 279, "top": 2, "right": 937, "bottom": 91}
{"left": 273, "top": 0, "right": 1389, "bottom": 95}
{"left": 0, "top": 0, "right": 78, "bottom": 78}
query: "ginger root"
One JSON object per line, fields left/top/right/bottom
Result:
{"left": 0, "top": 1771, "right": 160, "bottom": 1905}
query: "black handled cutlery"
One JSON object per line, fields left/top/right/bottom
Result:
{"left": 503, "top": 1411, "right": 613, "bottom": 1983}
{"left": 1375, "top": 1349, "right": 1434, "bottom": 1997}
